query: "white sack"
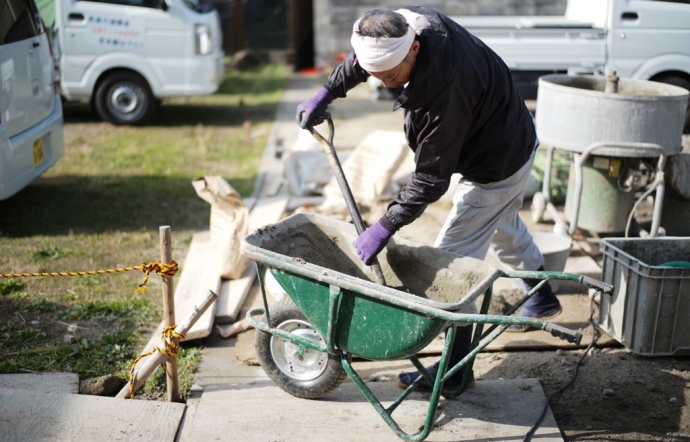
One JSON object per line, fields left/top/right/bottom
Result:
{"left": 192, "top": 176, "right": 249, "bottom": 279}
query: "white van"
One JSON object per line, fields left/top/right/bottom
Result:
{"left": 450, "top": 0, "right": 690, "bottom": 130}
{"left": 51, "top": 0, "right": 224, "bottom": 125}
{"left": 368, "top": 0, "right": 690, "bottom": 130}
{"left": 1, "top": 0, "right": 65, "bottom": 200}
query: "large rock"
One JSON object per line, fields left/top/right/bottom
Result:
{"left": 79, "top": 375, "right": 123, "bottom": 396}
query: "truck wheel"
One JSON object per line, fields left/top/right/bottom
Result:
{"left": 653, "top": 74, "right": 690, "bottom": 134}
{"left": 94, "top": 72, "right": 156, "bottom": 125}
{"left": 255, "top": 299, "right": 347, "bottom": 399}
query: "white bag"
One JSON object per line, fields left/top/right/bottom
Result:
{"left": 192, "top": 176, "right": 249, "bottom": 279}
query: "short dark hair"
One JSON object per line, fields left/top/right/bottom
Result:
{"left": 356, "top": 9, "right": 408, "bottom": 38}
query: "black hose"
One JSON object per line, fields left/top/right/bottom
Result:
{"left": 523, "top": 293, "right": 600, "bottom": 441}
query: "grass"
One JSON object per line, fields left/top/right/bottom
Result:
{"left": 0, "top": 64, "right": 288, "bottom": 399}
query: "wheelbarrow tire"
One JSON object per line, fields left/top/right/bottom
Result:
{"left": 255, "top": 299, "right": 347, "bottom": 400}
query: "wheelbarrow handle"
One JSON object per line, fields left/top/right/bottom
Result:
{"left": 579, "top": 275, "right": 614, "bottom": 296}
{"left": 543, "top": 322, "right": 583, "bottom": 345}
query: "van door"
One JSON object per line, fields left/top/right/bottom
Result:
{"left": 1, "top": 0, "right": 54, "bottom": 137}
{"left": 56, "top": 0, "right": 189, "bottom": 96}
{"left": 608, "top": 0, "right": 690, "bottom": 77}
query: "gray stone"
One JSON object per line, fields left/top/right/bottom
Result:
{"left": 603, "top": 388, "right": 615, "bottom": 396}
{"left": 79, "top": 375, "right": 123, "bottom": 396}
{"left": 63, "top": 335, "right": 77, "bottom": 344}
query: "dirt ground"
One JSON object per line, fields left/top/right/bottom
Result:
{"left": 415, "top": 206, "right": 688, "bottom": 441}
{"left": 301, "top": 197, "right": 690, "bottom": 441}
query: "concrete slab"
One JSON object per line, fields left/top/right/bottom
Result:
{"left": 183, "top": 329, "right": 563, "bottom": 442}
{"left": 183, "top": 378, "right": 562, "bottom": 441}
{"left": 0, "top": 388, "right": 185, "bottom": 442}
{"left": 0, "top": 372, "right": 79, "bottom": 394}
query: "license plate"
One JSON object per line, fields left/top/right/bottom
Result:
{"left": 33, "top": 139, "right": 44, "bottom": 166}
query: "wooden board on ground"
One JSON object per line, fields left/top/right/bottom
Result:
{"left": 0, "top": 388, "right": 185, "bottom": 442}
{"left": 214, "top": 196, "right": 288, "bottom": 324}
{"left": 0, "top": 373, "right": 79, "bottom": 394}
{"left": 171, "top": 231, "right": 221, "bottom": 341}
{"left": 215, "top": 266, "right": 256, "bottom": 324}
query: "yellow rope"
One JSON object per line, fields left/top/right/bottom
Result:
{"left": 127, "top": 325, "right": 186, "bottom": 399}
{"left": 0, "top": 261, "right": 178, "bottom": 293}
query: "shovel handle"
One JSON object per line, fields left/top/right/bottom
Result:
{"left": 308, "top": 114, "right": 387, "bottom": 286}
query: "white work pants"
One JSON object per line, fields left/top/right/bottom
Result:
{"left": 434, "top": 152, "right": 544, "bottom": 314}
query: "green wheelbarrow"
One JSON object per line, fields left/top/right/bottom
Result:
{"left": 242, "top": 212, "right": 613, "bottom": 441}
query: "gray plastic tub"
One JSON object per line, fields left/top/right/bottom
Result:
{"left": 598, "top": 238, "right": 690, "bottom": 356}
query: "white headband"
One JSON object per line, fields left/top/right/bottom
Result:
{"left": 351, "top": 9, "right": 430, "bottom": 73}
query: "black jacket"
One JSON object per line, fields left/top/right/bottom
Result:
{"left": 324, "top": 6, "right": 537, "bottom": 233}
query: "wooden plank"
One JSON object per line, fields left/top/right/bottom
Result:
{"left": 247, "top": 196, "right": 289, "bottom": 232}
{"left": 214, "top": 266, "right": 256, "bottom": 324}
{"left": 0, "top": 388, "right": 184, "bottom": 442}
{"left": 173, "top": 231, "right": 221, "bottom": 341}
{"left": 215, "top": 196, "right": 288, "bottom": 324}
{"left": 0, "top": 373, "right": 78, "bottom": 394}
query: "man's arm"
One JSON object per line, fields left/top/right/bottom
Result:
{"left": 380, "top": 95, "right": 471, "bottom": 233}
{"left": 324, "top": 51, "right": 370, "bottom": 98}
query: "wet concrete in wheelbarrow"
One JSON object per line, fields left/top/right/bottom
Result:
{"left": 180, "top": 328, "right": 563, "bottom": 442}
{"left": 246, "top": 213, "right": 491, "bottom": 305}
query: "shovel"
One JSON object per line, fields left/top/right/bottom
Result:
{"left": 306, "top": 112, "right": 388, "bottom": 286}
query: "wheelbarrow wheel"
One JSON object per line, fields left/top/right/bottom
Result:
{"left": 255, "top": 299, "right": 347, "bottom": 399}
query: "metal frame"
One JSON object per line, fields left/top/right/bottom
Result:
{"left": 535, "top": 140, "right": 667, "bottom": 237}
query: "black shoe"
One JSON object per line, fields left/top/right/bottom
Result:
{"left": 396, "top": 325, "right": 475, "bottom": 392}
{"left": 506, "top": 304, "right": 563, "bottom": 333}
{"left": 507, "top": 266, "right": 562, "bottom": 332}
{"left": 396, "top": 361, "right": 476, "bottom": 392}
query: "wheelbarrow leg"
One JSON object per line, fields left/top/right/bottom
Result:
{"left": 340, "top": 326, "right": 457, "bottom": 441}
{"left": 403, "top": 287, "right": 494, "bottom": 400}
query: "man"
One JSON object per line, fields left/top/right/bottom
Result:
{"left": 296, "top": 7, "right": 561, "bottom": 393}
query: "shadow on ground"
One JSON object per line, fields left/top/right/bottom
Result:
{"left": 62, "top": 102, "right": 280, "bottom": 127}
{"left": 0, "top": 175, "right": 256, "bottom": 237}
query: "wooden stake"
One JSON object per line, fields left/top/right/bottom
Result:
{"left": 116, "top": 290, "right": 218, "bottom": 399}
{"left": 160, "top": 226, "right": 179, "bottom": 402}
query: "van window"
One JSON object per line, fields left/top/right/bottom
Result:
{"left": 0, "top": 0, "right": 40, "bottom": 45}
{"left": 79, "top": 0, "right": 164, "bottom": 9}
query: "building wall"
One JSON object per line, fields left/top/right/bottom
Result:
{"left": 314, "top": 0, "right": 567, "bottom": 68}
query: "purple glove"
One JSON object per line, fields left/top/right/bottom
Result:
{"left": 355, "top": 221, "right": 394, "bottom": 265}
{"left": 296, "top": 87, "right": 335, "bottom": 129}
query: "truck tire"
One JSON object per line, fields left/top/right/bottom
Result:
{"left": 94, "top": 72, "right": 156, "bottom": 125}
{"left": 255, "top": 299, "right": 347, "bottom": 399}
{"left": 653, "top": 74, "right": 690, "bottom": 134}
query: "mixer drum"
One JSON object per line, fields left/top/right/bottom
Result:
{"left": 536, "top": 75, "right": 688, "bottom": 157}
